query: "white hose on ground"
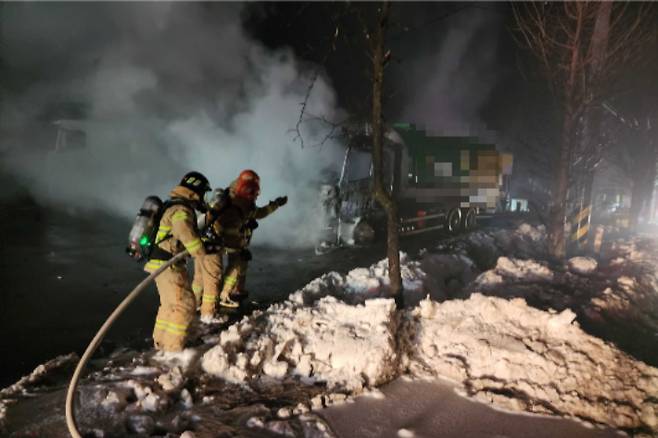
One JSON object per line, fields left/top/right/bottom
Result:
{"left": 65, "top": 250, "right": 189, "bottom": 438}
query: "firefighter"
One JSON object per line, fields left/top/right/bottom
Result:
{"left": 144, "top": 171, "right": 219, "bottom": 352}
{"left": 193, "top": 170, "right": 287, "bottom": 312}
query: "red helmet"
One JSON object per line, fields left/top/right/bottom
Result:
{"left": 234, "top": 180, "right": 260, "bottom": 202}
{"left": 238, "top": 169, "right": 260, "bottom": 185}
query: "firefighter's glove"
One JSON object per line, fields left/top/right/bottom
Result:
{"left": 274, "top": 196, "right": 288, "bottom": 207}
{"left": 240, "top": 248, "right": 253, "bottom": 262}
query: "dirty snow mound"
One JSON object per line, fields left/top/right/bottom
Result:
{"left": 202, "top": 296, "right": 399, "bottom": 391}
{"left": 403, "top": 294, "right": 658, "bottom": 431}
{"left": 492, "top": 256, "right": 553, "bottom": 281}
{"left": 414, "top": 254, "right": 478, "bottom": 303}
{"left": 289, "top": 253, "right": 425, "bottom": 306}
{"left": 568, "top": 257, "right": 598, "bottom": 275}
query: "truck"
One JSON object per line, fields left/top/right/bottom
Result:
{"left": 316, "top": 123, "right": 513, "bottom": 252}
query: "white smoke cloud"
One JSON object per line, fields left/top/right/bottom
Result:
{"left": 2, "top": 3, "right": 344, "bottom": 247}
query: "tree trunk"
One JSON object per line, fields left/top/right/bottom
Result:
{"left": 548, "top": 112, "right": 574, "bottom": 258}
{"left": 572, "top": 1, "right": 611, "bottom": 247}
{"left": 629, "top": 127, "right": 657, "bottom": 229}
{"left": 547, "top": 4, "right": 585, "bottom": 259}
{"left": 370, "top": 1, "right": 403, "bottom": 305}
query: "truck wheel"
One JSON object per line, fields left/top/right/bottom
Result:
{"left": 446, "top": 208, "right": 462, "bottom": 234}
{"left": 462, "top": 208, "right": 477, "bottom": 231}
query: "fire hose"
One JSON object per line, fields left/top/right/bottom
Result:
{"left": 65, "top": 250, "right": 189, "bottom": 438}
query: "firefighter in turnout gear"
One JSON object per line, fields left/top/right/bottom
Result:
{"left": 144, "top": 171, "right": 220, "bottom": 352}
{"left": 193, "top": 169, "right": 287, "bottom": 312}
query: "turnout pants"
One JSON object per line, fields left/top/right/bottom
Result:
{"left": 153, "top": 267, "right": 196, "bottom": 352}
{"left": 192, "top": 253, "right": 223, "bottom": 317}
{"left": 220, "top": 252, "right": 249, "bottom": 300}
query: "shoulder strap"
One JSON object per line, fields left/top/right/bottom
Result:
{"left": 155, "top": 198, "right": 195, "bottom": 245}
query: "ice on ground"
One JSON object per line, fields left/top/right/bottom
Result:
{"left": 202, "top": 296, "right": 399, "bottom": 391}
{"left": 568, "top": 256, "right": 598, "bottom": 275}
{"left": 318, "top": 378, "right": 622, "bottom": 438}
{"left": 403, "top": 294, "right": 658, "bottom": 431}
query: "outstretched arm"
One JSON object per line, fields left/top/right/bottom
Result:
{"left": 254, "top": 196, "right": 287, "bottom": 219}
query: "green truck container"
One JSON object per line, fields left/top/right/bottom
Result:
{"left": 315, "top": 123, "right": 513, "bottom": 251}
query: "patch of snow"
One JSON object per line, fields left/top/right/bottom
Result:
{"left": 130, "top": 366, "right": 159, "bottom": 376}
{"left": 157, "top": 366, "right": 185, "bottom": 392}
{"left": 202, "top": 296, "right": 398, "bottom": 391}
{"left": 0, "top": 353, "right": 77, "bottom": 433}
{"left": 402, "top": 294, "right": 658, "bottom": 431}
{"left": 0, "top": 353, "right": 77, "bottom": 399}
{"left": 246, "top": 416, "right": 265, "bottom": 428}
{"left": 397, "top": 428, "right": 415, "bottom": 437}
{"left": 7, "top": 225, "right": 658, "bottom": 437}
{"left": 494, "top": 257, "right": 554, "bottom": 281}
{"left": 179, "top": 388, "right": 193, "bottom": 409}
{"left": 151, "top": 348, "right": 200, "bottom": 372}
{"left": 263, "top": 419, "right": 296, "bottom": 436}
{"left": 568, "top": 257, "right": 598, "bottom": 275}
{"left": 517, "top": 223, "right": 546, "bottom": 242}
{"left": 127, "top": 415, "right": 155, "bottom": 435}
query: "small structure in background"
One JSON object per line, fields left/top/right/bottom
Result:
{"left": 52, "top": 119, "right": 87, "bottom": 152}
{"left": 509, "top": 198, "right": 529, "bottom": 212}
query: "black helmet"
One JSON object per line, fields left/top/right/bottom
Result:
{"left": 180, "top": 171, "right": 211, "bottom": 200}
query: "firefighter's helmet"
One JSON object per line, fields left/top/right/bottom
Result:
{"left": 180, "top": 171, "right": 211, "bottom": 200}
{"left": 235, "top": 180, "right": 260, "bottom": 202}
{"left": 238, "top": 169, "right": 260, "bottom": 185}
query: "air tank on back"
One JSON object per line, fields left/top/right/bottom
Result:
{"left": 126, "top": 196, "right": 163, "bottom": 260}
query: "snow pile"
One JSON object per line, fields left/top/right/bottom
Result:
{"left": 287, "top": 252, "right": 426, "bottom": 308}
{"left": 495, "top": 256, "right": 554, "bottom": 281}
{"left": 8, "top": 223, "right": 658, "bottom": 436}
{"left": 445, "top": 224, "right": 547, "bottom": 270}
{"left": 567, "top": 256, "right": 598, "bottom": 275}
{"left": 403, "top": 294, "right": 658, "bottom": 431}
{"left": 202, "top": 296, "right": 399, "bottom": 391}
{"left": 416, "top": 254, "right": 478, "bottom": 302}
{"left": 0, "top": 353, "right": 77, "bottom": 433}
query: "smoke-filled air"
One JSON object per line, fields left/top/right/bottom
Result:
{"left": 1, "top": 2, "right": 344, "bottom": 247}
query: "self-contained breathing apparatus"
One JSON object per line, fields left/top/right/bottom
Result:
{"left": 202, "top": 187, "right": 259, "bottom": 261}
{"left": 126, "top": 197, "right": 196, "bottom": 261}
{"left": 127, "top": 171, "right": 211, "bottom": 261}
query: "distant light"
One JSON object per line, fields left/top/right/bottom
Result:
{"left": 139, "top": 236, "right": 149, "bottom": 246}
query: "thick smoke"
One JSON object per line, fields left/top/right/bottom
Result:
{"left": 1, "top": 3, "right": 343, "bottom": 247}
{"left": 391, "top": 8, "right": 503, "bottom": 137}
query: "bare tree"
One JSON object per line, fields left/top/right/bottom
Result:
{"left": 513, "top": 2, "right": 655, "bottom": 258}
{"left": 294, "top": 2, "right": 403, "bottom": 304}
{"left": 367, "top": 2, "right": 403, "bottom": 304}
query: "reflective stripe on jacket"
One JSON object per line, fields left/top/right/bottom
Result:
{"left": 145, "top": 185, "right": 206, "bottom": 273}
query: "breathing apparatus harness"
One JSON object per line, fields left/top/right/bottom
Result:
{"left": 126, "top": 197, "right": 200, "bottom": 262}
{"left": 203, "top": 187, "right": 258, "bottom": 261}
